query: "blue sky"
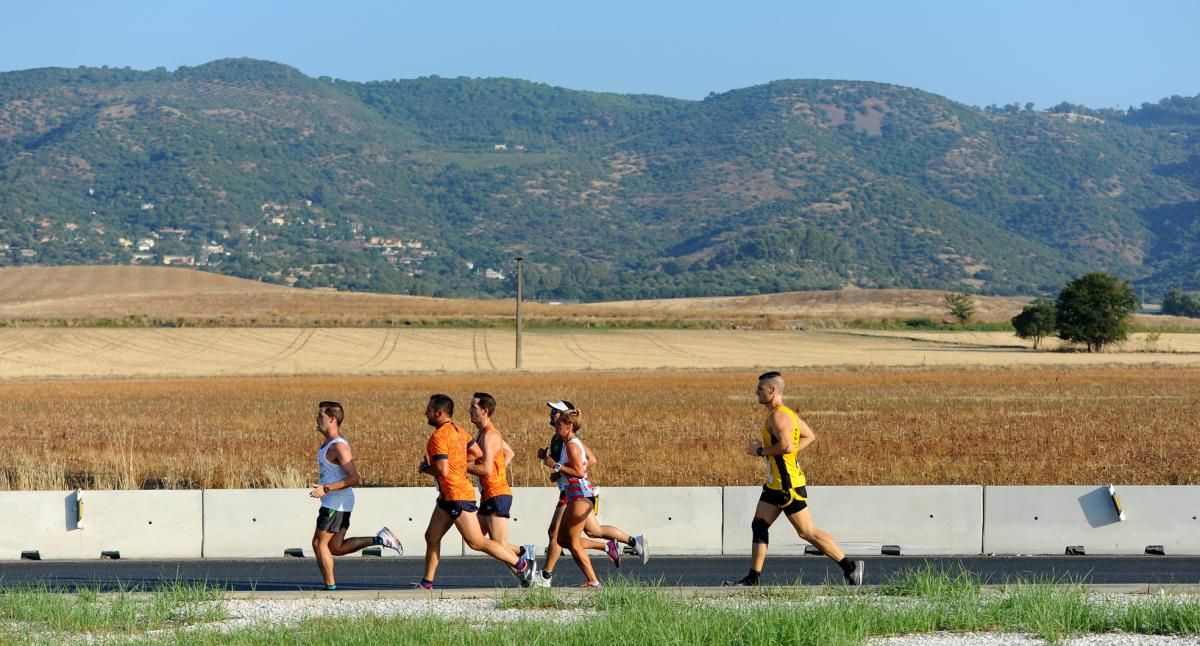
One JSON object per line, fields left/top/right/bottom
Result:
{"left": 2, "top": 1, "right": 1195, "bottom": 109}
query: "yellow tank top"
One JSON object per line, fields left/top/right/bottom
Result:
{"left": 761, "top": 405, "right": 807, "bottom": 491}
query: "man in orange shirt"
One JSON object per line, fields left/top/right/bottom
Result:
{"left": 416, "top": 393, "right": 537, "bottom": 589}
{"left": 466, "top": 392, "right": 536, "bottom": 568}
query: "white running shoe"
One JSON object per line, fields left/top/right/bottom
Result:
{"left": 376, "top": 527, "right": 403, "bottom": 557}
{"left": 518, "top": 555, "right": 539, "bottom": 587}
{"left": 630, "top": 535, "right": 648, "bottom": 564}
{"left": 531, "top": 571, "right": 552, "bottom": 589}
{"left": 844, "top": 559, "right": 865, "bottom": 586}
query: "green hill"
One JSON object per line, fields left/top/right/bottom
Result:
{"left": 1, "top": 59, "right": 1197, "bottom": 301}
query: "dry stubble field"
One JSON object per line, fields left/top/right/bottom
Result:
{"left": 4, "top": 367, "right": 1197, "bottom": 490}
{"left": 2, "top": 266, "right": 1198, "bottom": 491}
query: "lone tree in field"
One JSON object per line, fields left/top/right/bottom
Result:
{"left": 943, "top": 292, "right": 977, "bottom": 325}
{"left": 1055, "top": 272, "right": 1139, "bottom": 352}
{"left": 1011, "top": 299, "right": 1057, "bottom": 349}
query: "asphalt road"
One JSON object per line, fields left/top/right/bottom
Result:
{"left": 1, "top": 556, "right": 1198, "bottom": 592}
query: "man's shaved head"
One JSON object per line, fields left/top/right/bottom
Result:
{"left": 758, "top": 371, "right": 785, "bottom": 393}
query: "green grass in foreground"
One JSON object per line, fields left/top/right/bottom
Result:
{"left": 0, "top": 581, "right": 226, "bottom": 642}
{"left": 4, "top": 569, "right": 1199, "bottom": 645}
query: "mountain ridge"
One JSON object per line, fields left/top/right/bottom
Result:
{"left": 1, "top": 58, "right": 1197, "bottom": 300}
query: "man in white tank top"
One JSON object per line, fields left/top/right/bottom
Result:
{"left": 310, "top": 401, "right": 404, "bottom": 591}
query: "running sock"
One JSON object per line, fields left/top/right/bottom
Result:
{"left": 517, "top": 546, "right": 526, "bottom": 557}
{"left": 837, "top": 557, "right": 856, "bottom": 576}
{"left": 625, "top": 537, "right": 636, "bottom": 547}
{"left": 417, "top": 579, "right": 434, "bottom": 590}
{"left": 743, "top": 569, "right": 760, "bottom": 585}
{"left": 541, "top": 570, "right": 553, "bottom": 580}
{"left": 515, "top": 557, "right": 529, "bottom": 572}
{"left": 324, "top": 584, "right": 337, "bottom": 591}
{"left": 371, "top": 536, "right": 384, "bottom": 546}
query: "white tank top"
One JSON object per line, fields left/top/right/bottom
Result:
{"left": 317, "top": 437, "right": 355, "bottom": 512}
{"left": 558, "top": 437, "right": 595, "bottom": 497}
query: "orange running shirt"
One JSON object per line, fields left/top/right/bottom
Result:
{"left": 426, "top": 421, "right": 477, "bottom": 501}
{"left": 475, "top": 426, "right": 512, "bottom": 501}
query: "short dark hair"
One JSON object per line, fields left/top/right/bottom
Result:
{"left": 758, "top": 371, "right": 782, "bottom": 381}
{"left": 318, "top": 401, "right": 344, "bottom": 426}
{"left": 428, "top": 393, "right": 454, "bottom": 417}
{"left": 473, "top": 392, "right": 496, "bottom": 416}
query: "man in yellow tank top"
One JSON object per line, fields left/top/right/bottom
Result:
{"left": 723, "top": 371, "right": 864, "bottom": 587}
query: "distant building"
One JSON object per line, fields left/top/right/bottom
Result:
{"left": 117, "top": 238, "right": 133, "bottom": 249}
{"left": 136, "top": 238, "right": 156, "bottom": 251}
{"left": 157, "top": 227, "right": 189, "bottom": 239}
{"left": 484, "top": 268, "right": 505, "bottom": 280}
{"left": 493, "top": 143, "right": 508, "bottom": 151}
{"left": 162, "top": 255, "right": 196, "bottom": 266}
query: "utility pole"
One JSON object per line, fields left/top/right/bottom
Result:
{"left": 514, "top": 256, "right": 523, "bottom": 370}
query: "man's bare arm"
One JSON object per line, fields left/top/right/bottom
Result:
{"left": 467, "top": 432, "right": 499, "bottom": 477}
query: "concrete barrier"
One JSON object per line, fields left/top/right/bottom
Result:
{"left": 983, "top": 485, "right": 1200, "bottom": 555}
{"left": 722, "top": 486, "right": 984, "bottom": 556}
{"left": 483, "top": 487, "right": 724, "bottom": 558}
{"left": 7, "top": 485, "right": 1198, "bottom": 559}
{"left": 201, "top": 488, "right": 463, "bottom": 558}
{"left": 0, "top": 490, "right": 202, "bottom": 560}
{"left": 595, "top": 487, "right": 724, "bottom": 555}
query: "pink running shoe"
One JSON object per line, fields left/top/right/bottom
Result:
{"left": 580, "top": 580, "right": 603, "bottom": 589}
{"left": 605, "top": 539, "right": 622, "bottom": 568}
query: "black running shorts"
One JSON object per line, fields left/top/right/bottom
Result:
{"left": 436, "top": 499, "right": 479, "bottom": 519}
{"left": 315, "top": 507, "right": 351, "bottom": 533}
{"left": 479, "top": 494, "right": 513, "bottom": 518}
{"left": 759, "top": 485, "right": 809, "bottom": 515}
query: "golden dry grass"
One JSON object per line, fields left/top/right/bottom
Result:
{"left": 1, "top": 328, "right": 1198, "bottom": 380}
{"left": 4, "top": 367, "right": 1197, "bottom": 490}
{"left": 5, "top": 265, "right": 1197, "bottom": 329}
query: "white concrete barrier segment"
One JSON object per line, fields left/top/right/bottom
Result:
{"left": 595, "top": 486, "right": 724, "bottom": 555}
{"left": 983, "top": 485, "right": 1200, "bottom": 555}
{"left": 353, "top": 487, "right": 464, "bottom": 558}
{"left": 201, "top": 488, "right": 462, "bottom": 558}
{"left": 0, "top": 490, "right": 202, "bottom": 560}
{"left": 722, "top": 486, "right": 984, "bottom": 556}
